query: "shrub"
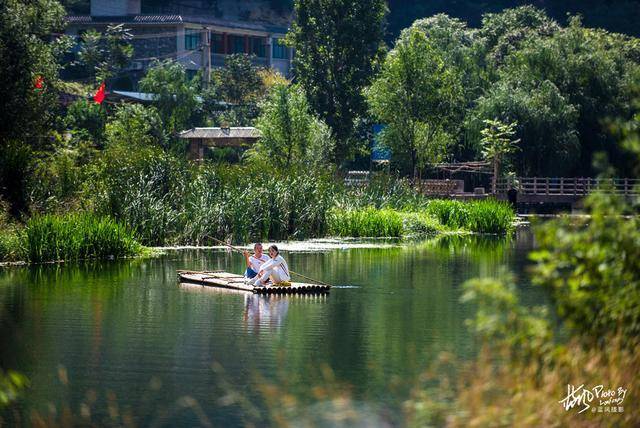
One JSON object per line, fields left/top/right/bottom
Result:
{"left": 0, "top": 229, "right": 24, "bottom": 262}
{"left": 401, "top": 212, "right": 445, "bottom": 236}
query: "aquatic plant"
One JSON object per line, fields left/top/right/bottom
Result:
{"left": 426, "top": 198, "right": 514, "bottom": 233}
{"left": 24, "top": 213, "right": 141, "bottom": 263}
{"left": 328, "top": 207, "right": 404, "bottom": 237}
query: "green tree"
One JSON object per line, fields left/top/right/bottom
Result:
{"left": 478, "top": 5, "right": 560, "bottom": 69}
{"left": 211, "top": 54, "right": 264, "bottom": 105}
{"left": 467, "top": 80, "right": 579, "bottom": 176}
{"left": 0, "top": 0, "right": 70, "bottom": 214}
{"left": 480, "top": 119, "right": 519, "bottom": 193}
{"left": 0, "top": 0, "right": 68, "bottom": 142}
{"left": 76, "top": 24, "right": 134, "bottom": 83}
{"left": 139, "top": 60, "right": 201, "bottom": 136}
{"left": 287, "top": 0, "right": 387, "bottom": 162}
{"left": 366, "top": 28, "right": 463, "bottom": 177}
{"left": 499, "top": 17, "right": 640, "bottom": 176}
{"left": 206, "top": 54, "right": 265, "bottom": 126}
{"left": 253, "top": 84, "right": 333, "bottom": 169}
{"left": 105, "top": 104, "right": 167, "bottom": 149}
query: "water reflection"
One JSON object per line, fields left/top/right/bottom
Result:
{"left": 179, "top": 282, "right": 329, "bottom": 334}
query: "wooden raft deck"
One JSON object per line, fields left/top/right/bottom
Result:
{"left": 177, "top": 270, "right": 331, "bottom": 294}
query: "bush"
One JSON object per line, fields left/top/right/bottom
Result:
{"left": 0, "top": 229, "right": 24, "bottom": 262}
{"left": 24, "top": 213, "right": 141, "bottom": 263}
{"left": 401, "top": 212, "right": 445, "bottom": 236}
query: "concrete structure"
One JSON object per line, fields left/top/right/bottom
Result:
{"left": 66, "top": 0, "right": 294, "bottom": 84}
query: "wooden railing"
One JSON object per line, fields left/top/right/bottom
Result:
{"left": 496, "top": 177, "right": 640, "bottom": 196}
{"left": 416, "top": 179, "right": 465, "bottom": 195}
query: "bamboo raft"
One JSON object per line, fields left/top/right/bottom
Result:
{"left": 177, "top": 270, "right": 331, "bottom": 294}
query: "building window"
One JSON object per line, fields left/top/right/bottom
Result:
{"left": 250, "top": 37, "right": 265, "bottom": 57}
{"left": 212, "top": 33, "right": 224, "bottom": 54}
{"left": 185, "top": 29, "right": 200, "bottom": 50}
{"left": 229, "top": 35, "right": 245, "bottom": 54}
{"left": 272, "top": 38, "right": 288, "bottom": 59}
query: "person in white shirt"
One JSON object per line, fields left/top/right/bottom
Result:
{"left": 243, "top": 243, "right": 270, "bottom": 279}
{"left": 249, "top": 245, "right": 290, "bottom": 287}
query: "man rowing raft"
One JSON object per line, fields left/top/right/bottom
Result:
{"left": 247, "top": 245, "right": 291, "bottom": 287}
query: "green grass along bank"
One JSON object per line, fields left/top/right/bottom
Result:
{"left": 0, "top": 199, "right": 515, "bottom": 264}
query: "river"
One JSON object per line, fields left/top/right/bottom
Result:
{"left": 0, "top": 229, "right": 545, "bottom": 426}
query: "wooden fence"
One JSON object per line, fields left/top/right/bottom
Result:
{"left": 497, "top": 177, "right": 640, "bottom": 196}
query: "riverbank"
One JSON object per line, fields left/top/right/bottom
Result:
{"left": 0, "top": 205, "right": 514, "bottom": 265}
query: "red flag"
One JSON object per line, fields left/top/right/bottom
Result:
{"left": 93, "top": 82, "right": 106, "bottom": 104}
{"left": 34, "top": 75, "right": 44, "bottom": 90}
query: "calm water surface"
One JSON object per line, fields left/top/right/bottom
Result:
{"left": 0, "top": 230, "right": 544, "bottom": 426}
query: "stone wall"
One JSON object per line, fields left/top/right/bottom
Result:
{"left": 131, "top": 26, "right": 178, "bottom": 63}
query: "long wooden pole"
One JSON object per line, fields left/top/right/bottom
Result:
{"left": 205, "top": 235, "right": 334, "bottom": 287}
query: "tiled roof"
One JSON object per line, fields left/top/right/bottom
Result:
{"left": 179, "top": 127, "right": 261, "bottom": 139}
{"left": 67, "top": 15, "right": 183, "bottom": 24}
{"left": 66, "top": 15, "right": 289, "bottom": 33}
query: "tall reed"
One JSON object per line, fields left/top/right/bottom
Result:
{"left": 328, "top": 207, "right": 404, "bottom": 237}
{"left": 426, "top": 199, "right": 514, "bottom": 233}
{"left": 24, "top": 213, "right": 141, "bottom": 263}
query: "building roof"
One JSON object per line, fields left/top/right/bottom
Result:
{"left": 110, "top": 91, "right": 208, "bottom": 104}
{"left": 179, "top": 127, "right": 261, "bottom": 139}
{"left": 66, "top": 14, "right": 289, "bottom": 34}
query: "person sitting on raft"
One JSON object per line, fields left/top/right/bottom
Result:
{"left": 248, "top": 245, "right": 290, "bottom": 287}
{"left": 243, "top": 243, "right": 269, "bottom": 279}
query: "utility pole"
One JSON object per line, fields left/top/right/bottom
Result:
{"left": 201, "top": 27, "right": 211, "bottom": 88}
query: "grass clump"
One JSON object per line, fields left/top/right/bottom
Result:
{"left": 328, "top": 207, "right": 404, "bottom": 237}
{"left": 426, "top": 199, "right": 514, "bottom": 233}
{"left": 24, "top": 213, "right": 142, "bottom": 263}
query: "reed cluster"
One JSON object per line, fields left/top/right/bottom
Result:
{"left": 326, "top": 199, "right": 513, "bottom": 238}
{"left": 23, "top": 213, "right": 141, "bottom": 263}
{"left": 425, "top": 199, "right": 515, "bottom": 233}
{"left": 327, "top": 207, "right": 404, "bottom": 237}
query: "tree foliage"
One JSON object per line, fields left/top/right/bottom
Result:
{"left": 139, "top": 60, "right": 201, "bottom": 136}
{"left": 366, "top": 27, "right": 463, "bottom": 176}
{"left": 205, "top": 54, "right": 266, "bottom": 126}
{"left": 287, "top": 0, "right": 387, "bottom": 161}
{"left": 105, "top": 104, "right": 167, "bottom": 149}
{"left": 76, "top": 24, "right": 134, "bottom": 84}
{"left": 467, "top": 79, "right": 580, "bottom": 176}
{"left": 373, "top": 6, "right": 640, "bottom": 177}
{"left": 253, "top": 84, "right": 333, "bottom": 169}
{"left": 480, "top": 119, "right": 519, "bottom": 192}
{"left": 0, "top": 0, "right": 68, "bottom": 143}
